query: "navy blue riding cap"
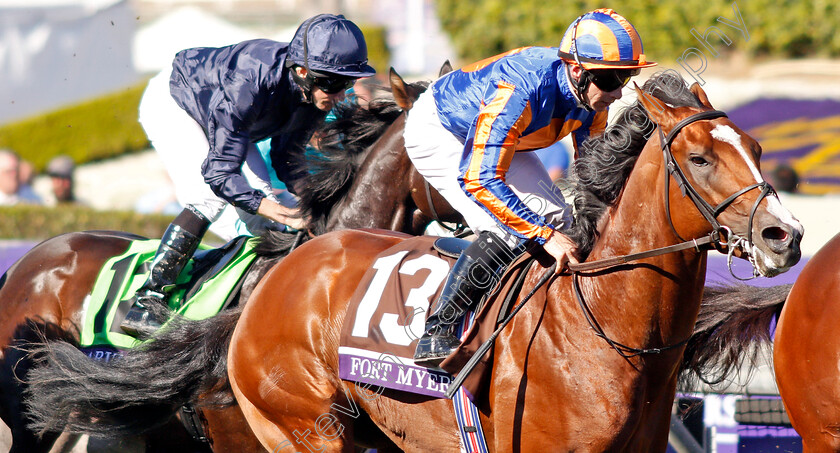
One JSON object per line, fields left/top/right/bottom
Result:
{"left": 287, "top": 14, "right": 376, "bottom": 78}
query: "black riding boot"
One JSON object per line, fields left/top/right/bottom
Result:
{"left": 120, "top": 208, "right": 208, "bottom": 336}
{"left": 413, "top": 231, "right": 527, "bottom": 368}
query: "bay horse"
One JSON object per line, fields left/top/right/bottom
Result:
{"left": 24, "top": 72, "right": 802, "bottom": 452}
{"left": 679, "top": 231, "right": 840, "bottom": 452}
{"left": 0, "top": 69, "right": 448, "bottom": 452}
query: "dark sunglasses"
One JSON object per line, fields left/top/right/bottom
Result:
{"left": 311, "top": 75, "right": 356, "bottom": 94}
{"left": 588, "top": 68, "right": 640, "bottom": 92}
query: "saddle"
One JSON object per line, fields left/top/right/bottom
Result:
{"left": 338, "top": 235, "right": 536, "bottom": 400}
{"left": 79, "top": 235, "right": 258, "bottom": 351}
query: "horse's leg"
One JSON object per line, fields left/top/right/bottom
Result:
{"left": 228, "top": 339, "right": 358, "bottom": 453}
{"left": 85, "top": 435, "right": 145, "bottom": 453}
{"left": 0, "top": 330, "right": 62, "bottom": 453}
{"left": 48, "top": 432, "right": 82, "bottom": 453}
{"left": 228, "top": 232, "right": 411, "bottom": 452}
{"left": 229, "top": 371, "right": 296, "bottom": 452}
{"left": 201, "top": 406, "right": 267, "bottom": 452}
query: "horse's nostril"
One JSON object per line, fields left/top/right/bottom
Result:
{"left": 762, "top": 226, "right": 789, "bottom": 244}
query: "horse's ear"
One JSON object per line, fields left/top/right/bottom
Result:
{"left": 390, "top": 67, "right": 420, "bottom": 111}
{"left": 689, "top": 83, "right": 714, "bottom": 109}
{"left": 439, "top": 60, "right": 453, "bottom": 77}
{"left": 633, "top": 82, "right": 674, "bottom": 125}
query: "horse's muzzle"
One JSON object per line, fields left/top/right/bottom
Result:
{"left": 751, "top": 209, "right": 803, "bottom": 277}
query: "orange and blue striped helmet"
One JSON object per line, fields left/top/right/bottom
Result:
{"left": 557, "top": 9, "right": 656, "bottom": 70}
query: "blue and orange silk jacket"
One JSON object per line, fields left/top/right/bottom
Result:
{"left": 431, "top": 47, "right": 607, "bottom": 243}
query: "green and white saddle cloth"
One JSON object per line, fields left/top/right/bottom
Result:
{"left": 80, "top": 236, "right": 258, "bottom": 350}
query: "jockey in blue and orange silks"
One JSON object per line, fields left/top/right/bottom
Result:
{"left": 405, "top": 9, "right": 657, "bottom": 367}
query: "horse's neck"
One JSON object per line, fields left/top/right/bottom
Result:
{"left": 326, "top": 116, "right": 413, "bottom": 232}
{"left": 576, "top": 143, "right": 708, "bottom": 348}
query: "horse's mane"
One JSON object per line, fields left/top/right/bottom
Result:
{"left": 296, "top": 99, "right": 404, "bottom": 235}
{"left": 566, "top": 71, "right": 704, "bottom": 259}
{"left": 256, "top": 81, "right": 429, "bottom": 254}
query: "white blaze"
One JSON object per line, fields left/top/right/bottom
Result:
{"left": 711, "top": 124, "right": 763, "bottom": 182}
{"left": 710, "top": 124, "right": 803, "bottom": 235}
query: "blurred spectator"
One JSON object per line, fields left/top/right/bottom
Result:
{"left": 18, "top": 159, "right": 34, "bottom": 186}
{"left": 0, "top": 149, "right": 42, "bottom": 205}
{"left": 534, "top": 140, "right": 571, "bottom": 182}
{"left": 45, "top": 155, "right": 83, "bottom": 205}
{"left": 769, "top": 164, "right": 800, "bottom": 193}
{"left": 17, "top": 158, "right": 40, "bottom": 201}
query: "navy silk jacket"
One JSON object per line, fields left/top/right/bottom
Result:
{"left": 169, "top": 39, "right": 325, "bottom": 214}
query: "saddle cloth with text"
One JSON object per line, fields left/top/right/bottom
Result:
{"left": 80, "top": 236, "right": 257, "bottom": 351}
{"left": 338, "top": 235, "right": 537, "bottom": 400}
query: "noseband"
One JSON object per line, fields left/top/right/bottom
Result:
{"left": 447, "top": 109, "right": 780, "bottom": 381}
{"left": 659, "top": 110, "right": 774, "bottom": 279}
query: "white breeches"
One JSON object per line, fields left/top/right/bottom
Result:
{"left": 138, "top": 70, "right": 281, "bottom": 241}
{"left": 404, "top": 89, "right": 572, "bottom": 246}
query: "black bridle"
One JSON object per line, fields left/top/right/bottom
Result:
{"left": 659, "top": 109, "right": 774, "bottom": 248}
{"left": 445, "top": 108, "right": 780, "bottom": 394}
{"left": 573, "top": 109, "right": 776, "bottom": 360}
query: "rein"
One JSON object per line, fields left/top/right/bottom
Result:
{"left": 445, "top": 232, "right": 722, "bottom": 396}
{"left": 571, "top": 109, "right": 773, "bottom": 359}
{"left": 446, "top": 108, "right": 776, "bottom": 394}
{"left": 660, "top": 110, "right": 775, "bottom": 279}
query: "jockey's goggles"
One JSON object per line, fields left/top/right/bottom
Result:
{"left": 310, "top": 73, "right": 356, "bottom": 94}
{"left": 588, "top": 68, "right": 640, "bottom": 92}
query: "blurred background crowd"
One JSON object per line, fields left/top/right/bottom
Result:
{"left": 0, "top": 0, "right": 836, "bottom": 255}
{"left": 1, "top": 1, "right": 837, "bottom": 246}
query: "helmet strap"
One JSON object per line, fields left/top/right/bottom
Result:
{"left": 290, "top": 14, "right": 331, "bottom": 104}
{"left": 289, "top": 65, "right": 316, "bottom": 103}
{"left": 568, "top": 64, "right": 594, "bottom": 112}
{"left": 567, "top": 15, "right": 594, "bottom": 112}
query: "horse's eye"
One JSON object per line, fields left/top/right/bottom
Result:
{"left": 690, "top": 156, "right": 709, "bottom": 167}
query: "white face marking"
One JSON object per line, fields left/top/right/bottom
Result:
{"left": 710, "top": 125, "right": 763, "bottom": 182}
{"left": 710, "top": 124, "right": 804, "bottom": 239}
{"left": 766, "top": 195, "right": 804, "bottom": 235}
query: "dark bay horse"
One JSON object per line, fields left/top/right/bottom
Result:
{"left": 0, "top": 69, "right": 444, "bottom": 452}
{"left": 24, "top": 73, "right": 801, "bottom": 451}
{"left": 679, "top": 231, "right": 840, "bottom": 452}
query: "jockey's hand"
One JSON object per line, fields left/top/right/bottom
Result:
{"left": 257, "top": 198, "right": 308, "bottom": 230}
{"left": 542, "top": 230, "right": 580, "bottom": 273}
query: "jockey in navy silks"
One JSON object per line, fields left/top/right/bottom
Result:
{"left": 405, "top": 9, "right": 657, "bottom": 367}
{"left": 122, "top": 14, "right": 376, "bottom": 335}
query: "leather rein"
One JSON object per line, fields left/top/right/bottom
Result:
{"left": 567, "top": 109, "right": 774, "bottom": 359}
{"left": 445, "top": 109, "right": 776, "bottom": 395}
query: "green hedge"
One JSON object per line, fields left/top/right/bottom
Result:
{"left": 0, "top": 204, "right": 172, "bottom": 241}
{"left": 0, "top": 204, "right": 233, "bottom": 244}
{"left": 435, "top": 1, "right": 840, "bottom": 64}
{"left": 0, "top": 81, "right": 150, "bottom": 171}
